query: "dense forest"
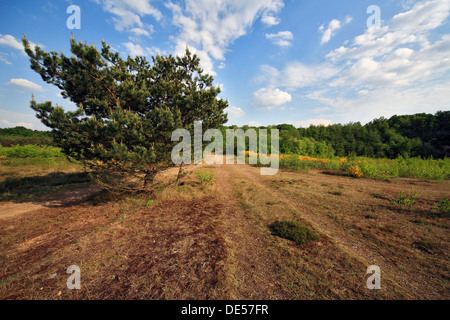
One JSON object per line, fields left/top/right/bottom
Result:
{"left": 1, "top": 111, "right": 449, "bottom": 159}
{"left": 294, "top": 111, "right": 449, "bottom": 158}
{"left": 232, "top": 111, "right": 450, "bottom": 159}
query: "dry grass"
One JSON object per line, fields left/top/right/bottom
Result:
{"left": 0, "top": 158, "right": 82, "bottom": 183}
{"left": 0, "top": 160, "right": 448, "bottom": 300}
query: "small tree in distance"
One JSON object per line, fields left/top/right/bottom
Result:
{"left": 23, "top": 35, "right": 228, "bottom": 192}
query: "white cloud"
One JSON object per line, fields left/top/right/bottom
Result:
{"left": 291, "top": 119, "right": 333, "bottom": 128}
{"left": 326, "top": 0, "right": 450, "bottom": 89}
{"left": 258, "top": 62, "right": 339, "bottom": 89}
{"left": 253, "top": 87, "right": 291, "bottom": 110}
{"left": 261, "top": 0, "right": 284, "bottom": 26}
{"left": 167, "top": 0, "right": 286, "bottom": 75}
{"left": 327, "top": 0, "right": 450, "bottom": 62}
{"left": 246, "top": 121, "right": 263, "bottom": 127}
{"left": 0, "top": 34, "right": 23, "bottom": 50}
{"left": 261, "top": 15, "right": 279, "bottom": 26}
{"left": 265, "top": 31, "right": 293, "bottom": 47}
{"left": 225, "top": 106, "right": 246, "bottom": 122}
{"left": 0, "top": 119, "right": 33, "bottom": 129}
{"left": 123, "top": 42, "right": 146, "bottom": 56}
{"left": 320, "top": 19, "right": 341, "bottom": 44}
{"left": 0, "top": 109, "right": 46, "bottom": 130}
{"left": 306, "top": 82, "right": 450, "bottom": 124}
{"left": 123, "top": 42, "right": 162, "bottom": 57}
{"left": 319, "top": 17, "right": 352, "bottom": 45}
{"left": 129, "top": 26, "right": 153, "bottom": 37}
{"left": 96, "top": 0, "right": 161, "bottom": 36}
{"left": 8, "top": 79, "right": 43, "bottom": 92}
{"left": 0, "top": 34, "right": 41, "bottom": 55}
{"left": 0, "top": 52, "right": 11, "bottom": 65}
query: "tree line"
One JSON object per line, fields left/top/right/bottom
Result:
{"left": 293, "top": 111, "right": 449, "bottom": 159}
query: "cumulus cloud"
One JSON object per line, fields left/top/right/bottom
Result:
{"left": 0, "top": 52, "right": 11, "bottom": 65}
{"left": 261, "top": 15, "right": 280, "bottom": 26}
{"left": 265, "top": 31, "right": 293, "bottom": 47}
{"left": 306, "top": 82, "right": 450, "bottom": 124}
{"left": 225, "top": 106, "right": 246, "bottom": 122}
{"left": 292, "top": 119, "right": 333, "bottom": 128}
{"left": 257, "top": 62, "right": 339, "bottom": 89}
{"left": 95, "top": 0, "right": 160, "bottom": 37}
{"left": 167, "top": 0, "right": 286, "bottom": 75}
{"left": 246, "top": 121, "right": 263, "bottom": 127}
{"left": 320, "top": 19, "right": 341, "bottom": 44}
{"left": 0, "top": 34, "right": 23, "bottom": 50}
{"left": 122, "top": 41, "right": 162, "bottom": 57}
{"left": 319, "top": 16, "right": 352, "bottom": 44}
{"left": 0, "top": 34, "right": 41, "bottom": 55}
{"left": 261, "top": 0, "right": 284, "bottom": 26}
{"left": 8, "top": 79, "right": 43, "bottom": 92}
{"left": 326, "top": 0, "right": 450, "bottom": 88}
{"left": 0, "top": 109, "right": 46, "bottom": 129}
{"left": 252, "top": 87, "right": 291, "bottom": 110}
{"left": 327, "top": 0, "right": 450, "bottom": 62}
{"left": 274, "top": 0, "right": 449, "bottom": 125}
{"left": 0, "top": 119, "right": 33, "bottom": 129}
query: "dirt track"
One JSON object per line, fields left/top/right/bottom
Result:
{"left": 0, "top": 162, "right": 449, "bottom": 299}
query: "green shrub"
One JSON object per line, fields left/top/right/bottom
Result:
{"left": 0, "top": 136, "right": 55, "bottom": 147}
{"left": 433, "top": 198, "right": 450, "bottom": 217}
{"left": 0, "top": 145, "right": 64, "bottom": 158}
{"left": 270, "top": 220, "right": 319, "bottom": 245}
{"left": 280, "top": 157, "right": 308, "bottom": 172}
{"left": 196, "top": 171, "right": 215, "bottom": 186}
{"left": 390, "top": 188, "right": 418, "bottom": 206}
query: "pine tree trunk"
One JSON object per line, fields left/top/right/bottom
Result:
{"left": 176, "top": 163, "right": 184, "bottom": 185}
{"left": 143, "top": 171, "right": 156, "bottom": 192}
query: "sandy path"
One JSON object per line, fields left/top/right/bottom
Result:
{"left": 0, "top": 185, "right": 100, "bottom": 220}
{"left": 211, "top": 163, "right": 290, "bottom": 299}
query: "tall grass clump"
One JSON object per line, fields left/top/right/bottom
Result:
{"left": 280, "top": 157, "right": 309, "bottom": 172}
{"left": 344, "top": 157, "right": 450, "bottom": 181}
{"left": 270, "top": 220, "right": 319, "bottom": 245}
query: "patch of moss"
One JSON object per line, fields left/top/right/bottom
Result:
{"left": 270, "top": 220, "right": 319, "bottom": 246}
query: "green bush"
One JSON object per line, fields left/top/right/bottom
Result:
{"left": 433, "top": 198, "right": 450, "bottom": 217}
{"left": 270, "top": 220, "right": 319, "bottom": 245}
{"left": 196, "top": 171, "right": 215, "bottom": 186}
{"left": 0, "top": 145, "right": 64, "bottom": 158}
{"left": 390, "top": 188, "right": 418, "bottom": 206}
{"left": 280, "top": 157, "right": 308, "bottom": 172}
{"left": 0, "top": 136, "right": 55, "bottom": 147}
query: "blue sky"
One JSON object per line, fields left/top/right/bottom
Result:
{"left": 0, "top": 0, "right": 449, "bottom": 130}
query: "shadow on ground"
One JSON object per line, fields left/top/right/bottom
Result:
{"left": 0, "top": 172, "right": 101, "bottom": 217}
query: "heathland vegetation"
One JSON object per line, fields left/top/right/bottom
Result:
{"left": 2, "top": 111, "right": 449, "bottom": 182}
{"left": 0, "top": 36, "right": 448, "bottom": 301}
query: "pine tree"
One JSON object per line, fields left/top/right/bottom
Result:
{"left": 23, "top": 35, "right": 228, "bottom": 192}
